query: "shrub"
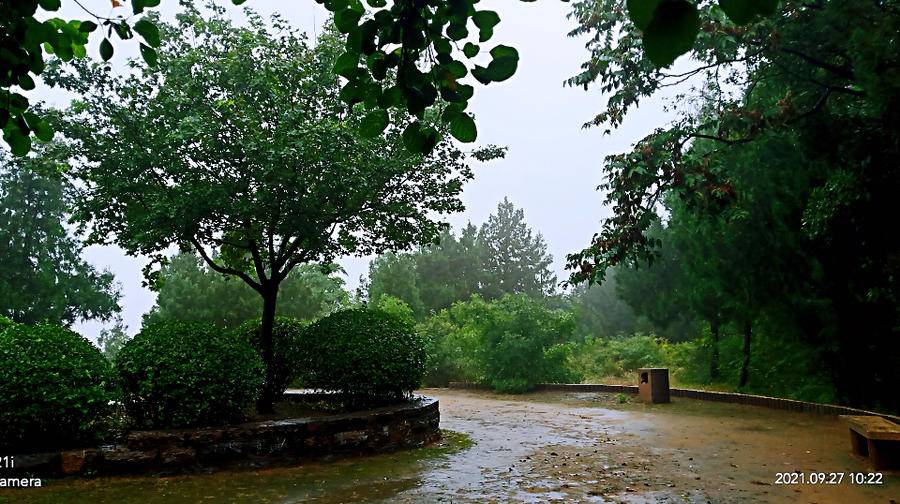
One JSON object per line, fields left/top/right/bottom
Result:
{"left": 299, "top": 308, "right": 425, "bottom": 403}
{"left": 418, "top": 295, "right": 580, "bottom": 392}
{"left": 0, "top": 322, "right": 116, "bottom": 452}
{"left": 116, "top": 321, "right": 263, "bottom": 428}
{"left": 572, "top": 334, "right": 674, "bottom": 380}
{"left": 419, "top": 301, "right": 482, "bottom": 387}
{"left": 371, "top": 294, "right": 416, "bottom": 324}
{"left": 235, "top": 316, "right": 307, "bottom": 397}
{"left": 474, "top": 295, "right": 580, "bottom": 393}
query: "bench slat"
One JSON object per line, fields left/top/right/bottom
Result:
{"left": 840, "top": 415, "right": 900, "bottom": 441}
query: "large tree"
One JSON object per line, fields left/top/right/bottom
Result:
{"left": 567, "top": 0, "right": 900, "bottom": 408}
{"left": 54, "top": 5, "right": 482, "bottom": 411}
{"left": 143, "top": 253, "right": 349, "bottom": 329}
{"left": 367, "top": 225, "right": 486, "bottom": 319}
{"left": 0, "top": 149, "right": 119, "bottom": 325}
{"left": 367, "top": 198, "right": 557, "bottom": 317}
{"left": 478, "top": 198, "right": 556, "bottom": 299}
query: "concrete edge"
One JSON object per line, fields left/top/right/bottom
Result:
{"left": 9, "top": 394, "right": 441, "bottom": 478}
{"left": 446, "top": 382, "right": 900, "bottom": 423}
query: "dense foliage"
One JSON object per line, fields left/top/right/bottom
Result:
{"left": 235, "top": 316, "right": 307, "bottom": 397}
{"left": 421, "top": 294, "right": 578, "bottom": 393}
{"left": 565, "top": 0, "right": 900, "bottom": 410}
{"left": 368, "top": 198, "right": 556, "bottom": 320}
{"left": 116, "top": 321, "right": 263, "bottom": 429}
{"left": 0, "top": 150, "right": 119, "bottom": 325}
{"left": 53, "top": 4, "right": 482, "bottom": 411}
{"left": 0, "top": 321, "right": 116, "bottom": 452}
{"left": 143, "top": 253, "right": 349, "bottom": 329}
{"left": 0, "top": 0, "right": 162, "bottom": 155}
{"left": 299, "top": 308, "right": 425, "bottom": 403}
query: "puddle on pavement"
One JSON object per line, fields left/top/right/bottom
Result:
{"left": 2, "top": 389, "right": 897, "bottom": 503}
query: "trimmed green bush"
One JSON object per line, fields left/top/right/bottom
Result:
{"left": 299, "top": 308, "right": 425, "bottom": 403}
{"left": 234, "top": 316, "right": 307, "bottom": 396}
{"left": 0, "top": 322, "right": 116, "bottom": 452}
{"left": 116, "top": 321, "right": 263, "bottom": 428}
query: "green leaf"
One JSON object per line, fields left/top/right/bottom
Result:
{"left": 24, "top": 113, "right": 53, "bottom": 142}
{"left": 445, "top": 61, "right": 467, "bottom": 79}
{"left": 140, "top": 44, "right": 158, "bottom": 67}
{"left": 463, "top": 42, "right": 479, "bottom": 58}
{"left": 38, "top": 0, "right": 62, "bottom": 10}
{"left": 134, "top": 18, "right": 160, "bottom": 48}
{"left": 339, "top": 81, "right": 366, "bottom": 105}
{"left": 335, "top": 8, "right": 362, "bottom": 33}
{"left": 484, "top": 45, "right": 519, "bottom": 82}
{"left": 333, "top": 51, "right": 359, "bottom": 77}
{"left": 472, "top": 65, "right": 492, "bottom": 85}
{"left": 100, "top": 38, "right": 113, "bottom": 61}
{"left": 360, "top": 109, "right": 389, "bottom": 138}
{"left": 626, "top": 0, "right": 661, "bottom": 31}
{"left": 719, "top": 0, "right": 779, "bottom": 25}
{"left": 448, "top": 112, "right": 477, "bottom": 143}
{"left": 113, "top": 22, "right": 133, "bottom": 40}
{"left": 18, "top": 75, "right": 35, "bottom": 91}
{"left": 133, "top": 0, "right": 161, "bottom": 14}
{"left": 78, "top": 20, "right": 98, "bottom": 33}
{"left": 642, "top": 0, "right": 699, "bottom": 67}
{"left": 9, "top": 94, "right": 28, "bottom": 112}
{"left": 33, "top": 120, "right": 54, "bottom": 142}
{"left": 3, "top": 127, "right": 31, "bottom": 157}
{"left": 447, "top": 23, "right": 468, "bottom": 41}
{"left": 402, "top": 122, "right": 439, "bottom": 154}
{"left": 472, "top": 10, "right": 501, "bottom": 42}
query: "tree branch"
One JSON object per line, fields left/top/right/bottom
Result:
{"left": 189, "top": 237, "right": 263, "bottom": 292}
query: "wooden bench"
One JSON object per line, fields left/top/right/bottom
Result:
{"left": 840, "top": 415, "right": 900, "bottom": 469}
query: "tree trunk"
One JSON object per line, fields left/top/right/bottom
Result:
{"left": 257, "top": 285, "right": 279, "bottom": 414}
{"left": 709, "top": 319, "right": 721, "bottom": 380}
{"left": 738, "top": 320, "right": 751, "bottom": 388}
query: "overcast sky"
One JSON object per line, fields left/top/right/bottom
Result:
{"left": 28, "top": 0, "right": 680, "bottom": 338}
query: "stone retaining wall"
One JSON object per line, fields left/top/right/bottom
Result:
{"left": 448, "top": 382, "right": 900, "bottom": 423}
{"left": 11, "top": 395, "right": 440, "bottom": 478}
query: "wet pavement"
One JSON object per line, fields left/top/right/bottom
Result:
{"left": 2, "top": 388, "right": 898, "bottom": 503}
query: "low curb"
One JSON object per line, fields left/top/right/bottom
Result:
{"left": 10, "top": 394, "right": 440, "bottom": 478}
{"left": 447, "top": 382, "right": 900, "bottom": 423}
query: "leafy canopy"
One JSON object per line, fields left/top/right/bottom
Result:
{"left": 0, "top": 148, "right": 120, "bottom": 325}
{"left": 53, "top": 4, "right": 477, "bottom": 294}
{"left": 367, "top": 198, "right": 557, "bottom": 319}
{"left": 0, "top": 0, "right": 163, "bottom": 155}
{"left": 143, "top": 253, "right": 349, "bottom": 329}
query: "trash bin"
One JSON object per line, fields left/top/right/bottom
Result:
{"left": 638, "top": 368, "right": 670, "bottom": 403}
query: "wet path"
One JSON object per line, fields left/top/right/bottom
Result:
{"left": 2, "top": 389, "right": 897, "bottom": 503}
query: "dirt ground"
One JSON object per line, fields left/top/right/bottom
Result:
{"left": 2, "top": 388, "right": 898, "bottom": 503}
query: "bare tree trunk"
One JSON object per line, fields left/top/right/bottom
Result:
{"left": 257, "top": 284, "right": 279, "bottom": 413}
{"left": 738, "top": 320, "right": 751, "bottom": 388}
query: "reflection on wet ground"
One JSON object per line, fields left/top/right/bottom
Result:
{"left": 2, "top": 388, "right": 897, "bottom": 503}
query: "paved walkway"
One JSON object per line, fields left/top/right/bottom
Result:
{"left": 2, "top": 388, "right": 897, "bottom": 503}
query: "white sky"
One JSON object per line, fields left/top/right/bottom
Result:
{"left": 24, "top": 0, "right": 681, "bottom": 338}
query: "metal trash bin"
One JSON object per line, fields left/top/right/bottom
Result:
{"left": 638, "top": 368, "right": 670, "bottom": 403}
